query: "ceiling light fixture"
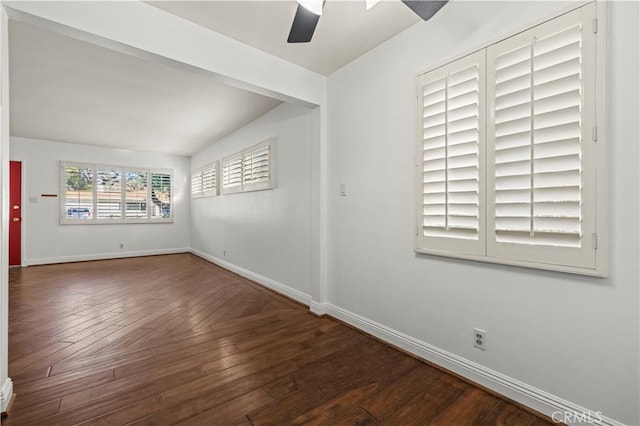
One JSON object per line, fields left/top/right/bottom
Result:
{"left": 289, "top": 0, "right": 449, "bottom": 43}
{"left": 297, "top": 0, "right": 323, "bottom": 16}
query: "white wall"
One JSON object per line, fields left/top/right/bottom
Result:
{"left": 10, "top": 137, "right": 191, "bottom": 265}
{"left": 327, "top": 1, "right": 638, "bottom": 425}
{"left": 191, "top": 103, "right": 313, "bottom": 300}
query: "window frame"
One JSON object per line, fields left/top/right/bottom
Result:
{"left": 60, "top": 161, "right": 174, "bottom": 225}
{"left": 414, "top": 1, "right": 607, "bottom": 277}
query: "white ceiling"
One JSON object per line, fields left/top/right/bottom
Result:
{"left": 9, "top": 1, "right": 423, "bottom": 156}
{"left": 9, "top": 20, "right": 282, "bottom": 157}
{"left": 148, "top": 0, "right": 421, "bottom": 75}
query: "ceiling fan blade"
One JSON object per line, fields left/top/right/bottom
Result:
{"left": 287, "top": 3, "right": 321, "bottom": 43}
{"left": 401, "top": 0, "right": 448, "bottom": 21}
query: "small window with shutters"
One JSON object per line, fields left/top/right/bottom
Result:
{"left": 222, "top": 138, "right": 274, "bottom": 194}
{"left": 415, "top": 2, "right": 605, "bottom": 276}
{"left": 191, "top": 161, "right": 218, "bottom": 198}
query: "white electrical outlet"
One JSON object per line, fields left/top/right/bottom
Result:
{"left": 473, "top": 328, "right": 486, "bottom": 350}
{"left": 223, "top": 250, "right": 227, "bottom": 257}
{"left": 119, "top": 243, "right": 124, "bottom": 249}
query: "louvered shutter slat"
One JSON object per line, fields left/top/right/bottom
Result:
{"left": 495, "top": 73, "right": 530, "bottom": 98}
{"left": 495, "top": 44, "right": 530, "bottom": 72}
{"left": 448, "top": 129, "right": 479, "bottom": 146}
{"left": 423, "top": 101, "right": 445, "bottom": 119}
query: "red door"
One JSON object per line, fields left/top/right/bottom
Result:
{"left": 9, "top": 161, "right": 22, "bottom": 266}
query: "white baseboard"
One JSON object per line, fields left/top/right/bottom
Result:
{"left": 309, "top": 301, "right": 328, "bottom": 316}
{"left": 190, "top": 248, "right": 312, "bottom": 307}
{"left": 321, "top": 303, "right": 624, "bottom": 426}
{"left": 0, "top": 378, "right": 13, "bottom": 413}
{"left": 24, "top": 247, "right": 190, "bottom": 266}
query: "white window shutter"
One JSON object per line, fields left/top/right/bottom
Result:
{"left": 192, "top": 161, "right": 218, "bottom": 198}
{"left": 242, "top": 139, "right": 272, "bottom": 192}
{"left": 96, "top": 168, "right": 122, "bottom": 220}
{"left": 61, "top": 162, "right": 94, "bottom": 223}
{"left": 200, "top": 161, "right": 218, "bottom": 197}
{"left": 124, "top": 169, "right": 149, "bottom": 219}
{"left": 416, "top": 50, "right": 486, "bottom": 256}
{"left": 191, "top": 170, "right": 203, "bottom": 196}
{"left": 150, "top": 172, "right": 172, "bottom": 219}
{"left": 487, "top": 3, "right": 597, "bottom": 269}
{"left": 222, "top": 139, "right": 274, "bottom": 194}
{"left": 222, "top": 154, "right": 243, "bottom": 194}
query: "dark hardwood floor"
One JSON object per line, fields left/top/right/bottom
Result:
{"left": 6, "top": 254, "right": 551, "bottom": 425}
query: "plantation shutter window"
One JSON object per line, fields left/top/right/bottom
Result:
{"left": 191, "top": 162, "right": 219, "bottom": 198}
{"left": 416, "top": 50, "right": 485, "bottom": 256}
{"left": 222, "top": 138, "right": 274, "bottom": 194}
{"left": 415, "top": 2, "right": 604, "bottom": 275}
{"left": 60, "top": 162, "right": 173, "bottom": 224}
{"left": 487, "top": 4, "right": 598, "bottom": 269}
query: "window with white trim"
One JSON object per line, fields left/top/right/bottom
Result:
{"left": 191, "top": 161, "right": 218, "bottom": 198}
{"left": 415, "top": 3, "right": 605, "bottom": 275}
{"left": 222, "top": 138, "right": 274, "bottom": 194}
{"left": 61, "top": 162, "right": 173, "bottom": 224}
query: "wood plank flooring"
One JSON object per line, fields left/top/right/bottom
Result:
{"left": 6, "top": 254, "right": 551, "bottom": 425}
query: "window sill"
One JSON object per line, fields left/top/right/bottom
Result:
{"left": 414, "top": 245, "right": 607, "bottom": 277}
{"left": 60, "top": 219, "right": 174, "bottom": 225}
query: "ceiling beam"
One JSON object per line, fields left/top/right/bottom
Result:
{"left": 3, "top": 1, "right": 325, "bottom": 109}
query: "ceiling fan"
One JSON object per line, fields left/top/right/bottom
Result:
{"left": 288, "top": 0, "right": 449, "bottom": 43}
